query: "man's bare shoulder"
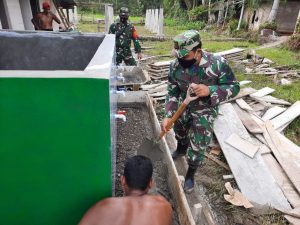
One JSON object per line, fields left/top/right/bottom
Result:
{"left": 146, "top": 195, "right": 172, "bottom": 210}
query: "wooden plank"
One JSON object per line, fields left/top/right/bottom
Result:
{"left": 223, "top": 174, "right": 234, "bottom": 180}
{"left": 152, "top": 96, "right": 166, "bottom": 101}
{"left": 232, "top": 103, "right": 263, "bottom": 134}
{"left": 284, "top": 208, "right": 300, "bottom": 224}
{"left": 250, "top": 87, "right": 275, "bottom": 98}
{"left": 141, "top": 81, "right": 167, "bottom": 90}
{"left": 151, "top": 60, "right": 172, "bottom": 67}
{"left": 213, "top": 103, "right": 291, "bottom": 211}
{"left": 225, "top": 133, "right": 259, "bottom": 158}
{"left": 262, "top": 106, "right": 287, "bottom": 121}
{"left": 236, "top": 98, "right": 253, "bottom": 111}
{"left": 222, "top": 87, "right": 257, "bottom": 104}
{"left": 271, "top": 101, "right": 300, "bottom": 131}
{"left": 239, "top": 80, "right": 252, "bottom": 86}
{"left": 147, "top": 84, "right": 167, "bottom": 94}
{"left": 254, "top": 95, "right": 291, "bottom": 106}
{"left": 148, "top": 90, "right": 168, "bottom": 97}
{"left": 264, "top": 121, "right": 300, "bottom": 195}
{"left": 214, "top": 48, "right": 244, "bottom": 56}
{"left": 251, "top": 103, "right": 267, "bottom": 112}
{"left": 263, "top": 154, "right": 300, "bottom": 208}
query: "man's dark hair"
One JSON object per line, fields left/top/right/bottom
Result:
{"left": 124, "top": 155, "right": 153, "bottom": 191}
{"left": 192, "top": 42, "right": 202, "bottom": 51}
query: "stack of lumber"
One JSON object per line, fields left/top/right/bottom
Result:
{"left": 146, "top": 48, "right": 246, "bottom": 80}
{"left": 141, "top": 81, "right": 168, "bottom": 100}
{"left": 213, "top": 86, "right": 300, "bottom": 222}
{"left": 214, "top": 48, "right": 245, "bottom": 61}
{"left": 147, "top": 60, "right": 172, "bottom": 80}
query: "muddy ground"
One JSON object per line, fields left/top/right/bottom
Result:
{"left": 154, "top": 101, "right": 288, "bottom": 225}
{"left": 115, "top": 104, "right": 179, "bottom": 225}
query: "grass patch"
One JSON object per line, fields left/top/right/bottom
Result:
{"left": 256, "top": 47, "right": 300, "bottom": 69}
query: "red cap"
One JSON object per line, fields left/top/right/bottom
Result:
{"left": 42, "top": 2, "right": 50, "bottom": 9}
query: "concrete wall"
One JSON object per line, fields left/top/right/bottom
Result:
{"left": 20, "top": 0, "right": 35, "bottom": 30}
{"left": 2, "top": 0, "right": 25, "bottom": 30}
{"left": 0, "top": 18, "right": 2, "bottom": 29}
{"left": 244, "top": 1, "right": 300, "bottom": 33}
{"left": 277, "top": 1, "right": 300, "bottom": 33}
{"left": 0, "top": 32, "right": 104, "bottom": 70}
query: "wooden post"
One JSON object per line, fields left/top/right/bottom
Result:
{"left": 237, "top": 0, "right": 245, "bottom": 30}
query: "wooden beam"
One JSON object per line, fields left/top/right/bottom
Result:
{"left": 271, "top": 101, "right": 300, "bottom": 131}
{"left": 250, "top": 87, "right": 275, "bottom": 98}
{"left": 264, "top": 121, "right": 300, "bottom": 195}
{"left": 263, "top": 154, "right": 300, "bottom": 208}
{"left": 225, "top": 133, "right": 259, "bottom": 158}
{"left": 262, "top": 106, "right": 286, "bottom": 121}
{"left": 232, "top": 103, "right": 263, "bottom": 134}
{"left": 235, "top": 98, "right": 253, "bottom": 111}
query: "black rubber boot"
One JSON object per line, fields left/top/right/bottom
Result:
{"left": 171, "top": 142, "right": 189, "bottom": 159}
{"left": 184, "top": 166, "right": 198, "bottom": 193}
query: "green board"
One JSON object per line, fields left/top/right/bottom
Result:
{"left": 0, "top": 78, "right": 112, "bottom": 225}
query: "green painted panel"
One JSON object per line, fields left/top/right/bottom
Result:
{"left": 0, "top": 78, "right": 112, "bottom": 225}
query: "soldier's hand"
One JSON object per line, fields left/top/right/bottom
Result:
{"left": 161, "top": 118, "right": 172, "bottom": 133}
{"left": 137, "top": 53, "right": 142, "bottom": 60}
{"left": 190, "top": 83, "right": 210, "bottom": 97}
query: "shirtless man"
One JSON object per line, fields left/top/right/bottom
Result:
{"left": 78, "top": 155, "right": 172, "bottom": 225}
{"left": 31, "top": 2, "right": 61, "bottom": 31}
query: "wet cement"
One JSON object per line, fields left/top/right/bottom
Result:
{"left": 115, "top": 104, "right": 179, "bottom": 225}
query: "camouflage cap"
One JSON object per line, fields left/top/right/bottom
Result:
{"left": 119, "top": 7, "right": 129, "bottom": 17}
{"left": 173, "top": 30, "right": 201, "bottom": 58}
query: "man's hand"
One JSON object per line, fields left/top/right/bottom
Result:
{"left": 190, "top": 83, "right": 210, "bottom": 97}
{"left": 137, "top": 53, "right": 142, "bottom": 60}
{"left": 161, "top": 118, "right": 172, "bottom": 133}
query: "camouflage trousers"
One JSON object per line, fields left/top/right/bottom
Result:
{"left": 116, "top": 47, "right": 137, "bottom": 66}
{"left": 174, "top": 106, "right": 218, "bottom": 167}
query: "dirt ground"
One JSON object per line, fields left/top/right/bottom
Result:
{"left": 115, "top": 104, "right": 180, "bottom": 225}
{"left": 154, "top": 101, "right": 288, "bottom": 225}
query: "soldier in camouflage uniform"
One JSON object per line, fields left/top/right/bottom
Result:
{"left": 161, "top": 30, "right": 240, "bottom": 193}
{"left": 109, "top": 7, "right": 142, "bottom": 66}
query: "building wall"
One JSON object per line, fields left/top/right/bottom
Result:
{"left": 244, "top": 1, "right": 300, "bottom": 33}
{"left": 277, "top": 1, "right": 300, "bottom": 33}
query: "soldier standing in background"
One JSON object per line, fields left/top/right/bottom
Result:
{"left": 109, "top": 7, "right": 142, "bottom": 66}
{"left": 161, "top": 30, "right": 240, "bottom": 193}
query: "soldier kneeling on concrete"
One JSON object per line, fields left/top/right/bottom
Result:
{"left": 161, "top": 30, "right": 240, "bottom": 193}
{"left": 109, "top": 7, "right": 142, "bottom": 66}
{"left": 78, "top": 155, "right": 172, "bottom": 225}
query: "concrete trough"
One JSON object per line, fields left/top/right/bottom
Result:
{"left": 116, "top": 91, "right": 196, "bottom": 225}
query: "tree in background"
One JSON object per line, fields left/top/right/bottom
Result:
{"left": 267, "top": 0, "right": 280, "bottom": 23}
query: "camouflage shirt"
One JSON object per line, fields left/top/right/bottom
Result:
{"left": 165, "top": 51, "right": 240, "bottom": 118}
{"left": 109, "top": 21, "right": 141, "bottom": 53}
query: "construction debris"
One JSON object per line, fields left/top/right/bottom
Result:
{"left": 224, "top": 182, "right": 254, "bottom": 209}
{"left": 213, "top": 84, "right": 300, "bottom": 215}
